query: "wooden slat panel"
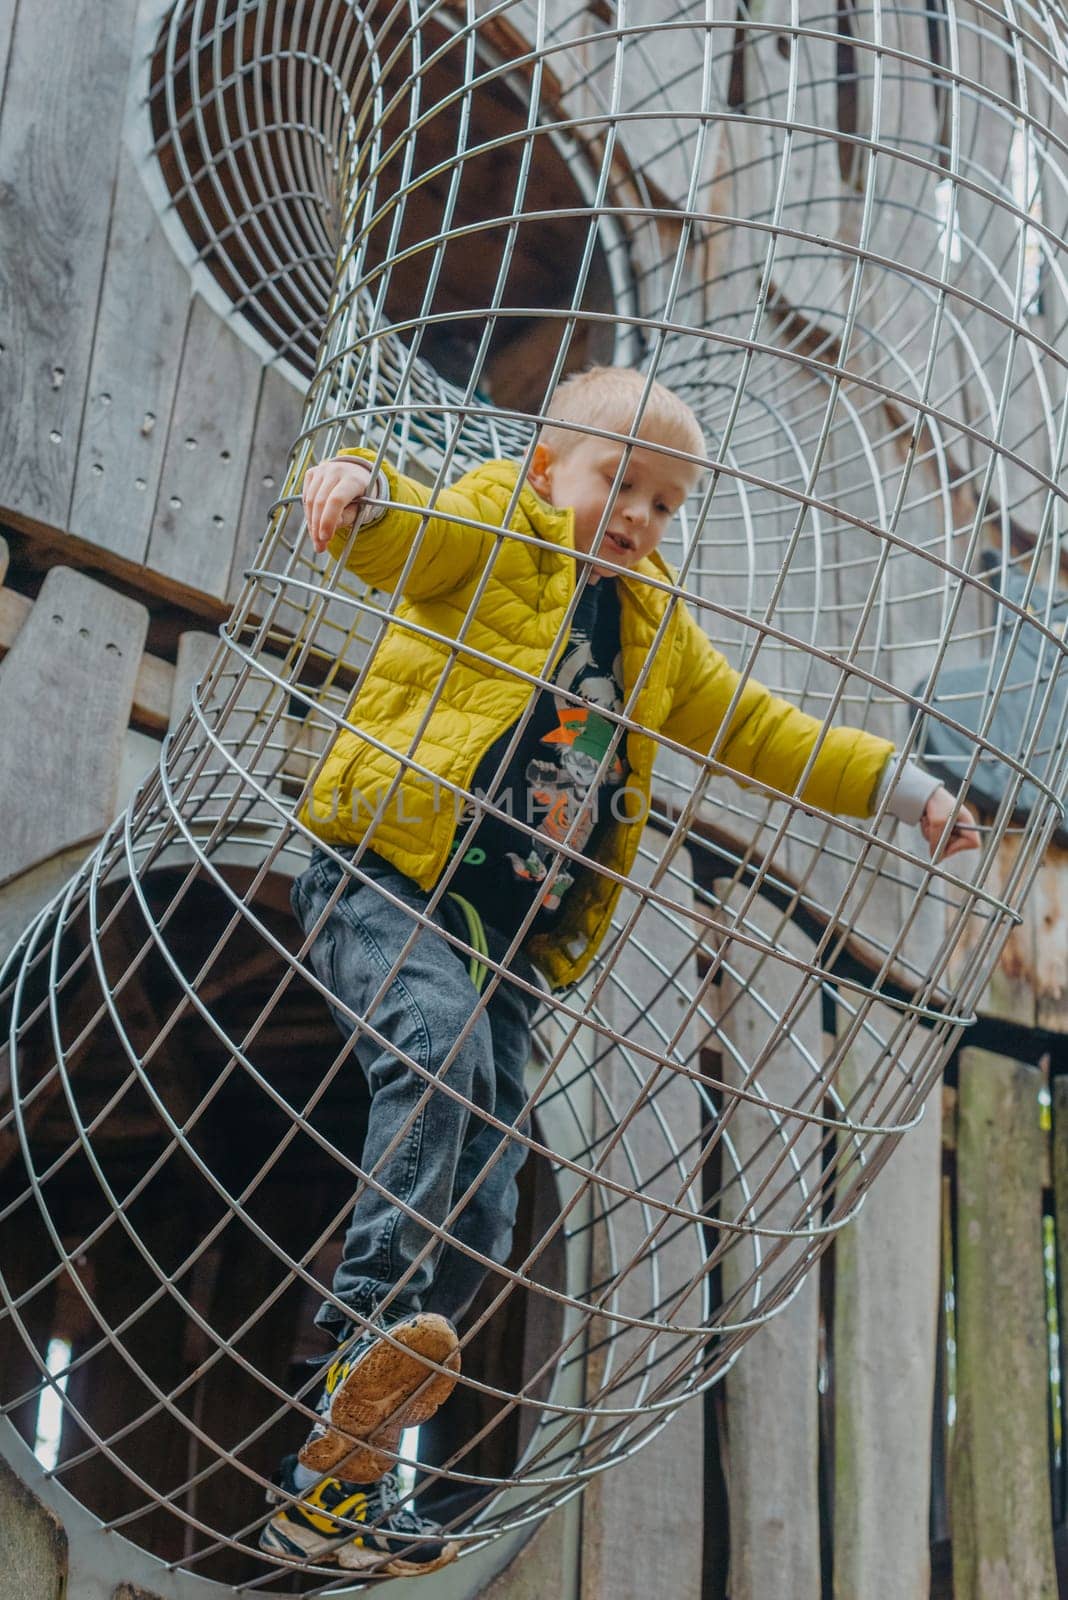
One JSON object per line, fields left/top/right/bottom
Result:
{"left": 820, "top": 375, "right": 947, "bottom": 1596}
{"left": 171, "top": 629, "right": 291, "bottom": 838}
{"left": 718, "top": 915, "right": 822, "bottom": 1600}
{"left": 703, "top": 355, "right": 826, "bottom": 1600}
{"left": 832, "top": 1013, "right": 941, "bottom": 1600}
{"left": 0, "top": 1455, "right": 68, "bottom": 1600}
{"left": 0, "top": 0, "right": 138, "bottom": 528}
{"left": 0, "top": 583, "right": 173, "bottom": 734}
{"left": 171, "top": 631, "right": 219, "bottom": 732}
{"left": 731, "top": 6, "right": 846, "bottom": 322}
{"left": 0, "top": 842, "right": 92, "bottom": 967}
{"left": 580, "top": 840, "right": 704, "bottom": 1600}
{"left": 69, "top": 146, "right": 192, "bottom": 565}
{"left": 146, "top": 296, "right": 262, "bottom": 599}
{"left": 229, "top": 364, "right": 304, "bottom": 602}
{"left": 951, "top": 13, "right": 1049, "bottom": 538}
{"left": 951, "top": 1049, "right": 1057, "bottom": 1597}
{"left": 1052, "top": 1073, "right": 1068, "bottom": 1524}
{"left": 1029, "top": 848, "right": 1068, "bottom": 1034}
{"left": 117, "top": 729, "right": 162, "bottom": 816}
{"left": 950, "top": 831, "right": 1038, "bottom": 1028}
{"left": 0, "top": 0, "right": 20, "bottom": 121}
{"left": 483, "top": 1508, "right": 576, "bottom": 1599}
{"left": 850, "top": 0, "right": 950, "bottom": 377}
{"left": 1027, "top": 17, "right": 1068, "bottom": 543}
{"left": 0, "top": 567, "right": 147, "bottom": 885}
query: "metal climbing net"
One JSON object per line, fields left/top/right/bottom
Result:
{"left": 2, "top": 0, "right": 1068, "bottom": 1589}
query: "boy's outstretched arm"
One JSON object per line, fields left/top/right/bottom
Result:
{"left": 661, "top": 605, "right": 980, "bottom": 858}
{"left": 302, "top": 448, "right": 508, "bottom": 600}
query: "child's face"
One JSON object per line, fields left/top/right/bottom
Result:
{"left": 529, "top": 436, "right": 698, "bottom": 578}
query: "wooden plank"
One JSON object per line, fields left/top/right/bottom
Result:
{"left": 170, "top": 629, "right": 289, "bottom": 837}
{"left": 831, "top": 1012, "right": 942, "bottom": 1600}
{"left": 0, "top": 586, "right": 32, "bottom": 643}
{"left": 171, "top": 631, "right": 219, "bottom": 732}
{"left": 787, "top": 335, "right": 949, "bottom": 1600}
{"left": 732, "top": 3, "right": 846, "bottom": 322}
{"left": 0, "top": 0, "right": 19, "bottom": 123}
{"left": 146, "top": 296, "right": 262, "bottom": 599}
{"left": 1031, "top": 848, "right": 1068, "bottom": 1034}
{"left": 0, "top": 0, "right": 139, "bottom": 529}
{"left": 837, "top": 380, "right": 950, "bottom": 1597}
{"left": 702, "top": 361, "right": 826, "bottom": 1600}
{"left": 0, "top": 584, "right": 173, "bottom": 734}
{"left": 0, "top": 841, "right": 94, "bottom": 969}
{"left": 69, "top": 145, "right": 192, "bottom": 566}
{"left": 0, "top": 567, "right": 147, "bottom": 885}
{"left": 1052, "top": 1072, "right": 1068, "bottom": 1527}
{"left": 131, "top": 653, "right": 174, "bottom": 735}
{"left": 117, "top": 729, "right": 162, "bottom": 816}
{"left": 0, "top": 1456, "right": 68, "bottom": 1600}
{"left": 717, "top": 912, "right": 822, "bottom": 1600}
{"left": 951, "top": 1049, "right": 1056, "bottom": 1598}
{"left": 950, "top": 14, "right": 1049, "bottom": 542}
{"left": 850, "top": 0, "right": 952, "bottom": 381}
{"left": 228, "top": 364, "right": 304, "bottom": 603}
{"left": 482, "top": 1508, "right": 576, "bottom": 1599}
{"left": 580, "top": 839, "right": 704, "bottom": 1600}
{"left": 949, "top": 831, "right": 1038, "bottom": 1028}
{"left": 1026, "top": 16, "right": 1068, "bottom": 567}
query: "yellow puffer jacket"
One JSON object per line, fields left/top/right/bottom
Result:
{"left": 302, "top": 450, "right": 893, "bottom": 988}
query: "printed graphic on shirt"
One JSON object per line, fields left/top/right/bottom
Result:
{"left": 503, "top": 628, "right": 625, "bottom": 909}
{"left": 448, "top": 580, "right": 626, "bottom": 928}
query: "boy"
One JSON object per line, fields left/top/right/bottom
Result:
{"left": 260, "top": 367, "right": 977, "bottom": 1571}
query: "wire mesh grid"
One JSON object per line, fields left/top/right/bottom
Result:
{"left": 2, "top": 0, "right": 1068, "bottom": 1588}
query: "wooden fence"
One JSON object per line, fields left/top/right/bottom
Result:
{"left": 695, "top": 857, "right": 1068, "bottom": 1600}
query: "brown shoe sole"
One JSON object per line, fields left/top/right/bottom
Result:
{"left": 336, "top": 1537, "right": 460, "bottom": 1576}
{"left": 299, "top": 1314, "right": 460, "bottom": 1483}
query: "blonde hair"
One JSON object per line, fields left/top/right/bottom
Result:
{"left": 539, "top": 366, "right": 705, "bottom": 463}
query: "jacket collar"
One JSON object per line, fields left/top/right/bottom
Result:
{"left": 487, "top": 458, "right": 679, "bottom": 627}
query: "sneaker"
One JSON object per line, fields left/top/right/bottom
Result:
{"left": 259, "top": 1455, "right": 458, "bottom": 1574}
{"left": 299, "top": 1311, "right": 460, "bottom": 1483}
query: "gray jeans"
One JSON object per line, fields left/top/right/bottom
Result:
{"left": 291, "top": 849, "right": 540, "bottom": 1342}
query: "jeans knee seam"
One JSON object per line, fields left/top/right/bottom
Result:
{"left": 342, "top": 910, "right": 434, "bottom": 1286}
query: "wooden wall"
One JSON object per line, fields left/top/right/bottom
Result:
{"left": 0, "top": 0, "right": 304, "bottom": 610}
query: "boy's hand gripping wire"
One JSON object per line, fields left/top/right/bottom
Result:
{"left": 303, "top": 456, "right": 378, "bottom": 553}
{"left": 920, "top": 784, "right": 981, "bottom": 859}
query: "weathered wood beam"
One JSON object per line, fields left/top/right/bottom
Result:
{"left": 0, "top": 579, "right": 171, "bottom": 736}
{"left": 0, "top": 0, "right": 139, "bottom": 531}
{"left": 0, "top": 568, "right": 147, "bottom": 886}
{"left": 580, "top": 838, "right": 704, "bottom": 1600}
{"left": 720, "top": 918, "right": 822, "bottom": 1600}
{"left": 951, "top": 1050, "right": 1057, "bottom": 1597}
{"left": 832, "top": 1013, "right": 941, "bottom": 1600}
{"left": 0, "top": 1456, "right": 68, "bottom": 1600}
{"left": 1053, "top": 1074, "right": 1068, "bottom": 1527}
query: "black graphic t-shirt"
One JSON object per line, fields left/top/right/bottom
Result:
{"left": 445, "top": 579, "right": 627, "bottom": 937}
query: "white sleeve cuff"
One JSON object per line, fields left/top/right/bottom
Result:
{"left": 352, "top": 470, "right": 389, "bottom": 531}
{"left": 873, "top": 754, "right": 942, "bottom": 826}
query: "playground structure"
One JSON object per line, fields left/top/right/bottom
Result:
{"left": 0, "top": 1, "right": 1067, "bottom": 1594}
